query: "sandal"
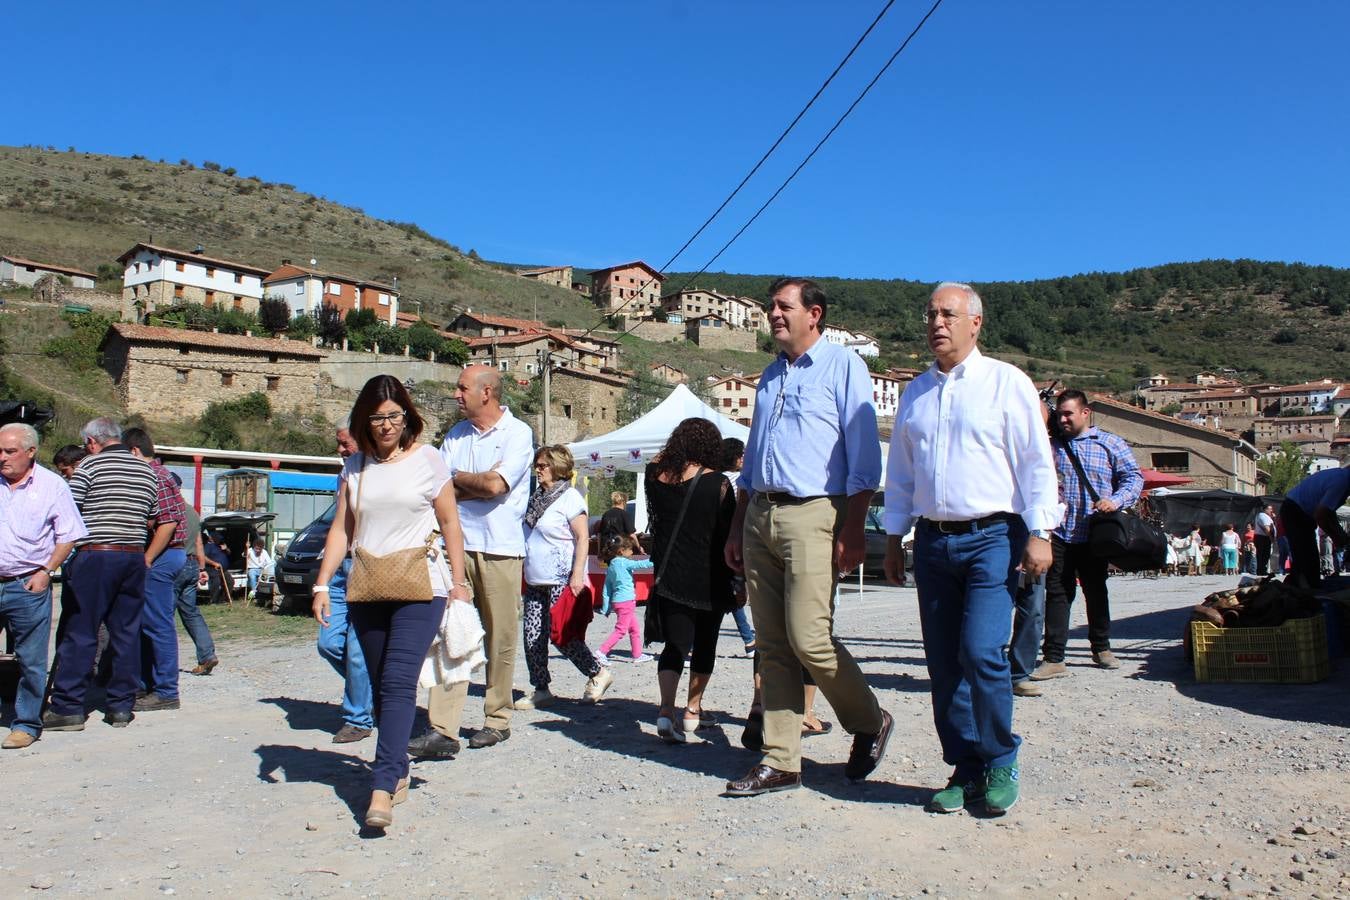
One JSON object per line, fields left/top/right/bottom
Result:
{"left": 801, "top": 719, "right": 834, "bottom": 737}
{"left": 741, "top": 709, "right": 764, "bottom": 752}
{"left": 657, "top": 715, "right": 686, "bottom": 744}
{"left": 682, "top": 709, "right": 721, "bottom": 733}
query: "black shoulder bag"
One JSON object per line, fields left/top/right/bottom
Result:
{"left": 643, "top": 470, "right": 703, "bottom": 646}
{"left": 1057, "top": 436, "right": 1167, "bottom": 572}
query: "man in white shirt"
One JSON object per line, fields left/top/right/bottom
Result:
{"left": 1253, "top": 504, "right": 1276, "bottom": 575}
{"left": 883, "top": 282, "right": 1058, "bottom": 816}
{"left": 409, "top": 365, "right": 533, "bottom": 756}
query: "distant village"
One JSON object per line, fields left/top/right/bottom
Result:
{"left": 2, "top": 248, "right": 1345, "bottom": 495}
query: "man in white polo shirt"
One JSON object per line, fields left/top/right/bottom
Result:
{"left": 408, "top": 365, "right": 533, "bottom": 757}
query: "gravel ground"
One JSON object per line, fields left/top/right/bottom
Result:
{"left": 6, "top": 573, "right": 1349, "bottom": 898}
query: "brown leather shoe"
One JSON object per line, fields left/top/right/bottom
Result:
{"left": 2, "top": 729, "right": 36, "bottom": 749}
{"left": 1012, "top": 680, "right": 1043, "bottom": 697}
{"left": 845, "top": 708, "right": 894, "bottom": 783}
{"left": 190, "top": 658, "right": 219, "bottom": 676}
{"left": 365, "top": 790, "right": 393, "bottom": 828}
{"left": 725, "top": 764, "right": 801, "bottom": 797}
{"left": 332, "top": 724, "right": 373, "bottom": 744}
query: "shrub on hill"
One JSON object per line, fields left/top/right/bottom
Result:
{"left": 41, "top": 310, "right": 116, "bottom": 370}
{"left": 197, "top": 391, "right": 271, "bottom": 448}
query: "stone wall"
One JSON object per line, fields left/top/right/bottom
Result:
{"left": 547, "top": 368, "right": 629, "bottom": 442}
{"left": 31, "top": 275, "right": 120, "bottom": 313}
{"left": 104, "top": 334, "right": 323, "bottom": 420}
{"left": 319, "top": 348, "right": 463, "bottom": 392}
{"left": 618, "top": 318, "right": 685, "bottom": 343}
{"left": 121, "top": 280, "right": 261, "bottom": 322}
{"left": 687, "top": 323, "right": 755, "bottom": 352}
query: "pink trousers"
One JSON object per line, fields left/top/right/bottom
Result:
{"left": 599, "top": 600, "right": 643, "bottom": 659}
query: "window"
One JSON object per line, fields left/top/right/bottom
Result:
{"left": 221, "top": 372, "right": 234, "bottom": 387}
{"left": 176, "top": 369, "right": 189, "bottom": 383}
{"left": 739, "top": 397, "right": 748, "bottom": 407}
{"left": 328, "top": 282, "right": 340, "bottom": 296}
{"left": 175, "top": 261, "right": 185, "bottom": 272}
{"left": 178, "top": 346, "right": 189, "bottom": 355}
{"left": 379, "top": 293, "right": 390, "bottom": 306}
{"left": 294, "top": 282, "right": 303, "bottom": 295}
{"left": 173, "top": 284, "right": 184, "bottom": 298}
{"left": 235, "top": 273, "right": 243, "bottom": 284}
{"left": 723, "top": 398, "right": 732, "bottom": 408}
{"left": 562, "top": 403, "right": 573, "bottom": 418}
{"left": 206, "top": 267, "right": 216, "bottom": 278}
{"left": 232, "top": 296, "right": 242, "bottom": 311}
{"left": 265, "top": 376, "right": 280, "bottom": 392}
{"left": 268, "top": 354, "right": 278, "bottom": 363}
{"left": 204, "top": 291, "right": 215, "bottom": 307}
{"left": 1152, "top": 451, "right": 1189, "bottom": 473}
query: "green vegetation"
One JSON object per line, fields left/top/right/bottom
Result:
{"left": 40, "top": 310, "right": 114, "bottom": 369}
{"left": 1263, "top": 443, "right": 1313, "bottom": 495}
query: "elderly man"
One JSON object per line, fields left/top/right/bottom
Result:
{"left": 123, "top": 427, "right": 188, "bottom": 711}
{"left": 0, "top": 424, "right": 86, "bottom": 749}
{"left": 884, "top": 282, "right": 1059, "bottom": 815}
{"left": 45, "top": 417, "right": 161, "bottom": 731}
{"left": 315, "top": 416, "right": 373, "bottom": 743}
{"left": 723, "top": 277, "right": 892, "bottom": 797}
{"left": 408, "top": 364, "right": 532, "bottom": 757}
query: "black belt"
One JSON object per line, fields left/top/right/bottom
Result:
{"left": 0, "top": 570, "right": 39, "bottom": 584}
{"left": 919, "top": 513, "right": 1016, "bottom": 535}
{"left": 758, "top": 491, "right": 830, "bottom": 505}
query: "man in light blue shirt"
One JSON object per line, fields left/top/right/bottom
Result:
{"left": 723, "top": 277, "right": 892, "bottom": 798}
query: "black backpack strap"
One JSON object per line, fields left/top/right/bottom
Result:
{"left": 1056, "top": 435, "right": 1101, "bottom": 504}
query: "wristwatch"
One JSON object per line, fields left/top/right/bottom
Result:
{"left": 1029, "top": 529, "right": 1051, "bottom": 541}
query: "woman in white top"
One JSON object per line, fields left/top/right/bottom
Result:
{"left": 312, "top": 375, "right": 470, "bottom": 830}
{"left": 516, "top": 445, "right": 611, "bottom": 710}
{"left": 1219, "top": 523, "right": 1241, "bottom": 575}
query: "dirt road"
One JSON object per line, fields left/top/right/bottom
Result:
{"left": 7, "top": 574, "right": 1349, "bottom": 897}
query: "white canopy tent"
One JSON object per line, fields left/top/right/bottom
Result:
{"left": 567, "top": 383, "right": 750, "bottom": 531}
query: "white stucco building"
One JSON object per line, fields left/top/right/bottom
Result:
{"left": 118, "top": 243, "right": 269, "bottom": 322}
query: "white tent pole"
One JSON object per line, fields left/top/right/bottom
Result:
{"left": 635, "top": 474, "right": 648, "bottom": 534}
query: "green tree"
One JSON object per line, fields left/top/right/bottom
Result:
{"left": 287, "top": 311, "right": 317, "bottom": 342}
{"left": 1264, "top": 442, "right": 1311, "bottom": 496}
{"left": 42, "top": 311, "right": 116, "bottom": 370}
{"left": 258, "top": 296, "right": 292, "bottom": 334}
{"left": 317, "top": 303, "right": 346, "bottom": 347}
{"left": 196, "top": 392, "right": 272, "bottom": 448}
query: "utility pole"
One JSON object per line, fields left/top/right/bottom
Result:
{"left": 541, "top": 349, "right": 551, "bottom": 444}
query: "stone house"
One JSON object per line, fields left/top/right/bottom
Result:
{"left": 1087, "top": 395, "right": 1260, "bottom": 493}
{"left": 686, "top": 314, "right": 755, "bottom": 351}
{"left": 262, "top": 260, "right": 399, "bottom": 325}
{"left": 589, "top": 261, "right": 663, "bottom": 317}
{"left": 1250, "top": 415, "right": 1340, "bottom": 452}
{"left": 517, "top": 265, "right": 573, "bottom": 289}
{"left": 465, "top": 332, "right": 571, "bottom": 377}
{"left": 1253, "top": 380, "right": 1343, "bottom": 416}
{"left": 1179, "top": 389, "right": 1258, "bottom": 434}
{"left": 100, "top": 323, "right": 325, "bottom": 420}
{"left": 118, "top": 243, "right": 269, "bottom": 322}
{"left": 649, "top": 363, "right": 686, "bottom": 384}
{"left": 1, "top": 254, "right": 96, "bottom": 289}
{"left": 446, "top": 310, "right": 549, "bottom": 338}
{"left": 707, "top": 375, "right": 758, "bottom": 426}
{"left": 661, "top": 288, "right": 766, "bottom": 332}
{"left": 544, "top": 366, "right": 630, "bottom": 443}
{"left": 1137, "top": 383, "right": 1210, "bottom": 411}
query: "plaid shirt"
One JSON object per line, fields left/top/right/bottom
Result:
{"left": 1053, "top": 427, "right": 1143, "bottom": 544}
{"left": 150, "top": 460, "right": 188, "bottom": 547}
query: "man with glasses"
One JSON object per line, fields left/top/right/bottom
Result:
{"left": 883, "top": 282, "right": 1059, "bottom": 815}
{"left": 407, "top": 364, "right": 533, "bottom": 757}
{"left": 723, "top": 277, "right": 891, "bottom": 797}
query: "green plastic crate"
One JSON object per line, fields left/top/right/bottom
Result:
{"left": 1191, "top": 614, "right": 1329, "bottom": 684}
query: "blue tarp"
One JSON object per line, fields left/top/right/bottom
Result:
{"left": 226, "top": 469, "right": 337, "bottom": 493}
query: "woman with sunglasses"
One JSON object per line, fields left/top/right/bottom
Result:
{"left": 312, "top": 375, "right": 470, "bottom": 830}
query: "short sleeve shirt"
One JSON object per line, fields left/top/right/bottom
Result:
{"left": 523, "top": 487, "right": 587, "bottom": 586}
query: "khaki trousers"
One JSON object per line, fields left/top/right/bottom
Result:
{"left": 744, "top": 493, "right": 882, "bottom": 773}
{"left": 427, "top": 551, "right": 522, "bottom": 734}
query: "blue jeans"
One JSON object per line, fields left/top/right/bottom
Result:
{"left": 913, "top": 517, "right": 1025, "bottom": 776}
{"left": 731, "top": 605, "right": 755, "bottom": 644}
{"left": 247, "top": 567, "right": 262, "bottom": 594}
{"left": 315, "top": 561, "right": 373, "bottom": 730}
{"left": 174, "top": 558, "right": 216, "bottom": 664}
{"left": 350, "top": 597, "right": 446, "bottom": 793}
{"left": 142, "top": 548, "right": 185, "bottom": 700}
{"left": 50, "top": 550, "right": 144, "bottom": 716}
{"left": 1008, "top": 573, "right": 1044, "bottom": 683}
{"left": 0, "top": 579, "right": 53, "bottom": 736}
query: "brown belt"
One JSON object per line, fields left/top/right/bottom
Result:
{"left": 0, "top": 570, "right": 40, "bottom": 584}
{"left": 80, "top": 543, "right": 144, "bottom": 553}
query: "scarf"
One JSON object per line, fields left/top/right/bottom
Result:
{"left": 525, "top": 481, "right": 569, "bottom": 529}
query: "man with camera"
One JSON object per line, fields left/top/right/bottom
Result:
{"left": 1033, "top": 390, "right": 1142, "bottom": 681}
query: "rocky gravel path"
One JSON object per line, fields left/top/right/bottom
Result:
{"left": 6, "top": 574, "right": 1349, "bottom": 897}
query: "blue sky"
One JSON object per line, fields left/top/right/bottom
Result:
{"left": 8, "top": 1, "right": 1349, "bottom": 282}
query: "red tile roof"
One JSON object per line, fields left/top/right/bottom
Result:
{"left": 116, "top": 243, "right": 271, "bottom": 277}
{"left": 517, "top": 266, "right": 569, "bottom": 276}
{"left": 464, "top": 333, "right": 554, "bottom": 349}
{"left": 588, "top": 261, "right": 664, "bottom": 282}
{"left": 263, "top": 262, "right": 395, "bottom": 292}
{"left": 107, "top": 323, "right": 325, "bottom": 358}
{"left": 452, "top": 311, "right": 548, "bottom": 332}
{"left": 1, "top": 255, "right": 96, "bottom": 279}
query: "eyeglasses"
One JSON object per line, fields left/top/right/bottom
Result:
{"left": 533, "top": 462, "right": 550, "bottom": 470}
{"left": 368, "top": 410, "right": 407, "bottom": 426}
{"left": 922, "top": 309, "right": 973, "bottom": 325}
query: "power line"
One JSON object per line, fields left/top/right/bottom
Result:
{"left": 614, "top": 0, "right": 947, "bottom": 344}
{"left": 573, "top": 0, "right": 901, "bottom": 341}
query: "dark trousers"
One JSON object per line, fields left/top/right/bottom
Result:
{"left": 1008, "top": 574, "right": 1045, "bottom": 682}
{"left": 656, "top": 600, "right": 723, "bottom": 675}
{"left": 349, "top": 598, "right": 445, "bottom": 794}
{"left": 49, "top": 550, "right": 145, "bottom": 716}
{"left": 1280, "top": 500, "right": 1321, "bottom": 589}
{"left": 1041, "top": 536, "right": 1111, "bottom": 663}
{"left": 1254, "top": 535, "right": 1272, "bottom": 575}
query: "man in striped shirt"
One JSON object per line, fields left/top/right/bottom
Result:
{"left": 125, "top": 427, "right": 188, "bottom": 711}
{"left": 45, "top": 417, "right": 162, "bottom": 731}
{"left": 1033, "top": 390, "right": 1143, "bottom": 680}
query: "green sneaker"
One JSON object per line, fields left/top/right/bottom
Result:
{"left": 926, "top": 773, "right": 986, "bottom": 813}
{"left": 985, "top": 764, "right": 1020, "bottom": 814}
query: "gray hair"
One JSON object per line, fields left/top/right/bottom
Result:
{"left": 0, "top": 422, "right": 39, "bottom": 450}
{"left": 933, "top": 281, "right": 983, "bottom": 317}
{"left": 336, "top": 414, "right": 351, "bottom": 432}
{"left": 80, "top": 416, "right": 122, "bottom": 444}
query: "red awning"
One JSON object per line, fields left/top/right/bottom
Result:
{"left": 1139, "top": 468, "right": 1193, "bottom": 490}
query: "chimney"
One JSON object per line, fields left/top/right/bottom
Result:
{"left": 281, "top": 258, "right": 291, "bottom": 266}
{"left": 193, "top": 245, "right": 205, "bottom": 255}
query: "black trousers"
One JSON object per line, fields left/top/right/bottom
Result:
{"left": 1253, "top": 534, "right": 1272, "bottom": 575}
{"left": 656, "top": 601, "right": 723, "bottom": 675}
{"left": 1041, "top": 536, "right": 1111, "bottom": 662}
{"left": 1280, "top": 499, "right": 1321, "bottom": 589}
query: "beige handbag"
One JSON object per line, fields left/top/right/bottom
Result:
{"left": 345, "top": 454, "right": 439, "bottom": 603}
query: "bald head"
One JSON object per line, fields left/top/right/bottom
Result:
{"left": 455, "top": 364, "right": 505, "bottom": 426}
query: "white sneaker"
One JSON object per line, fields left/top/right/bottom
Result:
{"left": 582, "top": 668, "right": 614, "bottom": 704}
{"left": 633, "top": 654, "right": 654, "bottom": 663}
{"left": 596, "top": 653, "right": 610, "bottom": 666}
{"left": 514, "top": 688, "right": 553, "bottom": 711}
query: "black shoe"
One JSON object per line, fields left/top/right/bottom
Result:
{"left": 741, "top": 711, "right": 764, "bottom": 752}
{"left": 844, "top": 708, "right": 894, "bottom": 783}
{"left": 724, "top": 764, "right": 801, "bottom": 797}
{"left": 468, "top": 726, "right": 510, "bottom": 749}
{"left": 133, "top": 692, "right": 181, "bottom": 712}
{"left": 333, "top": 724, "right": 373, "bottom": 744}
{"left": 406, "top": 729, "right": 461, "bottom": 759}
{"left": 41, "top": 711, "right": 86, "bottom": 732}
{"left": 103, "top": 710, "right": 134, "bottom": 728}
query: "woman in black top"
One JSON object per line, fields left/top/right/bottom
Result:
{"left": 645, "top": 417, "right": 736, "bottom": 743}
